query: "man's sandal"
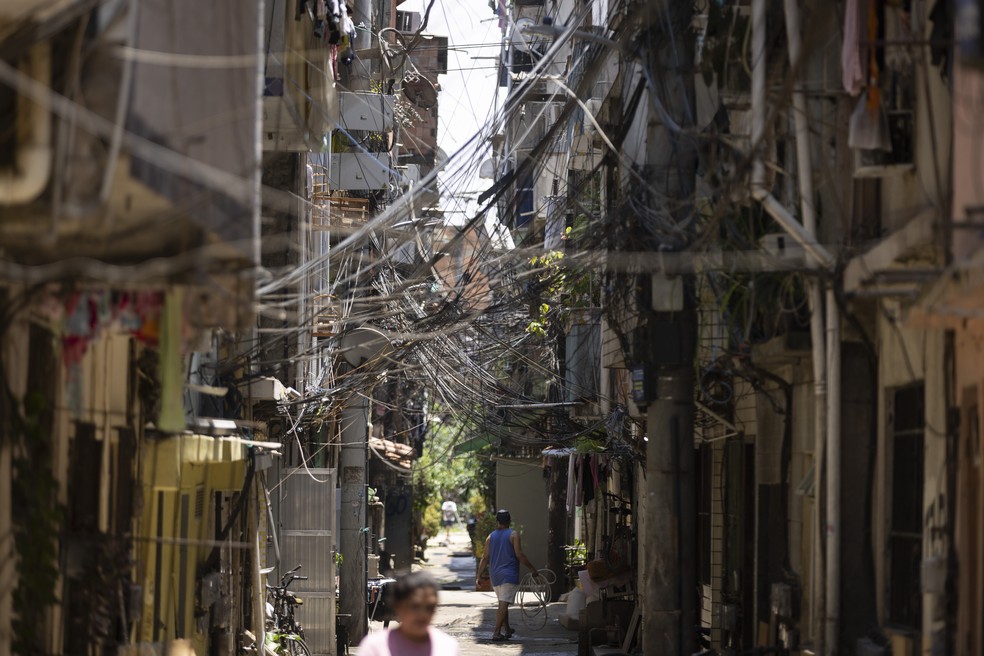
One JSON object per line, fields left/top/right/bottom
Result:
{"left": 491, "top": 634, "right": 507, "bottom": 642}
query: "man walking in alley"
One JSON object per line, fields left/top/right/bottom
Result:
{"left": 475, "top": 509, "right": 538, "bottom": 641}
{"left": 441, "top": 498, "right": 458, "bottom": 543}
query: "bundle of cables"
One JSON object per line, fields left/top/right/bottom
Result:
{"left": 518, "top": 569, "right": 557, "bottom": 629}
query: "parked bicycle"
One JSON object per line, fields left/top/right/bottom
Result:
{"left": 265, "top": 565, "right": 312, "bottom": 656}
{"left": 601, "top": 492, "right": 633, "bottom": 572}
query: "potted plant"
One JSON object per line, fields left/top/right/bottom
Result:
{"left": 472, "top": 513, "right": 498, "bottom": 591}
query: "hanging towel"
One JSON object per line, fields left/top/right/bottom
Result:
{"left": 574, "top": 456, "right": 584, "bottom": 506}
{"left": 842, "top": 0, "right": 865, "bottom": 96}
{"left": 566, "top": 454, "right": 576, "bottom": 514}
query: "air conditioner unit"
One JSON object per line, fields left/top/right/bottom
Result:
{"left": 329, "top": 153, "right": 390, "bottom": 190}
{"left": 396, "top": 164, "right": 420, "bottom": 187}
{"left": 262, "top": 95, "right": 308, "bottom": 152}
{"left": 338, "top": 92, "right": 395, "bottom": 132}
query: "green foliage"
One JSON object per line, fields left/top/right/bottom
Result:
{"left": 526, "top": 242, "right": 600, "bottom": 337}
{"left": 472, "top": 512, "right": 499, "bottom": 559}
{"left": 412, "top": 414, "right": 496, "bottom": 543}
{"left": 713, "top": 271, "right": 809, "bottom": 346}
{"left": 698, "top": 1, "right": 751, "bottom": 91}
{"left": 8, "top": 391, "right": 63, "bottom": 654}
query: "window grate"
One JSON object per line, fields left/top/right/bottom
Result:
{"left": 888, "top": 383, "right": 924, "bottom": 630}
{"left": 194, "top": 486, "right": 205, "bottom": 519}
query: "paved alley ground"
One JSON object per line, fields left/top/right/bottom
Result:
{"left": 361, "top": 530, "right": 578, "bottom": 655}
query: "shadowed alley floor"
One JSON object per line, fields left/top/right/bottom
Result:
{"left": 357, "top": 530, "right": 578, "bottom": 655}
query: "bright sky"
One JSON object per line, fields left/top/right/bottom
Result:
{"left": 398, "top": 0, "right": 503, "bottom": 223}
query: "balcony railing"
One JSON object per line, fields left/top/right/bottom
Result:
{"left": 311, "top": 174, "right": 370, "bottom": 230}
{"left": 311, "top": 294, "right": 339, "bottom": 337}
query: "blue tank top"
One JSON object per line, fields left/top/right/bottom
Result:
{"left": 488, "top": 528, "right": 519, "bottom": 585}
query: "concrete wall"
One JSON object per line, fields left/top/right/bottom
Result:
{"left": 496, "top": 459, "right": 549, "bottom": 569}
{"left": 953, "top": 326, "right": 984, "bottom": 656}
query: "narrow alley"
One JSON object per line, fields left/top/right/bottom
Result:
{"left": 361, "top": 530, "right": 578, "bottom": 656}
{"left": 0, "top": 0, "right": 979, "bottom": 655}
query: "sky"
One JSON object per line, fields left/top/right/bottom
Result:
{"left": 398, "top": 0, "right": 504, "bottom": 223}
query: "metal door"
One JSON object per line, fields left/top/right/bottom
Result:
{"left": 279, "top": 469, "right": 337, "bottom": 655}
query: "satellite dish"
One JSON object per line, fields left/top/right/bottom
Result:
{"left": 339, "top": 327, "right": 394, "bottom": 368}
{"left": 403, "top": 73, "right": 438, "bottom": 109}
{"left": 479, "top": 158, "right": 495, "bottom": 179}
{"left": 511, "top": 17, "right": 536, "bottom": 53}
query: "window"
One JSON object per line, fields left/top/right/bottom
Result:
{"left": 396, "top": 11, "right": 418, "bottom": 33}
{"left": 888, "top": 384, "right": 924, "bottom": 629}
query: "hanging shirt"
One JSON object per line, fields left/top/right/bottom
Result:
{"left": 488, "top": 528, "right": 519, "bottom": 586}
{"left": 441, "top": 501, "right": 457, "bottom": 522}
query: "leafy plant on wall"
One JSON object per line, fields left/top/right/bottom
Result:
{"left": 6, "top": 390, "right": 63, "bottom": 654}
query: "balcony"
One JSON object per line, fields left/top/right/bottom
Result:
{"left": 311, "top": 294, "right": 339, "bottom": 338}
{"left": 312, "top": 195, "right": 370, "bottom": 231}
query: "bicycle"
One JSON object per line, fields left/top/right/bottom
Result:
{"left": 265, "top": 565, "right": 312, "bottom": 656}
{"left": 601, "top": 492, "right": 633, "bottom": 572}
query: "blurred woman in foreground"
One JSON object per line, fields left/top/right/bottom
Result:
{"left": 356, "top": 572, "right": 459, "bottom": 656}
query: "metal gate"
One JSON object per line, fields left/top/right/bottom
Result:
{"left": 279, "top": 468, "right": 337, "bottom": 655}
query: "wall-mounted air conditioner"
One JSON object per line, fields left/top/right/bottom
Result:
{"left": 338, "top": 92, "right": 395, "bottom": 132}
{"left": 329, "top": 153, "right": 390, "bottom": 190}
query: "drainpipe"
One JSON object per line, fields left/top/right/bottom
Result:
{"left": 824, "top": 289, "right": 841, "bottom": 654}
{"left": 756, "top": 1, "right": 841, "bottom": 652}
{"left": 0, "top": 43, "right": 52, "bottom": 205}
{"left": 750, "top": 0, "right": 766, "bottom": 195}
{"left": 782, "top": 0, "right": 828, "bottom": 651}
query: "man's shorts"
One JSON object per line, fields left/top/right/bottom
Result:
{"left": 493, "top": 583, "right": 518, "bottom": 604}
{"left": 442, "top": 519, "right": 454, "bottom": 527}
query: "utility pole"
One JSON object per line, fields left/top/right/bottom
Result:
{"left": 338, "top": 327, "right": 392, "bottom": 645}
{"left": 637, "top": 1, "right": 698, "bottom": 653}
{"left": 643, "top": 361, "right": 696, "bottom": 654}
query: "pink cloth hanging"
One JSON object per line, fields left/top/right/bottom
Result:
{"left": 842, "top": 0, "right": 865, "bottom": 96}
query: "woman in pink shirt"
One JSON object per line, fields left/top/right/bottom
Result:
{"left": 357, "top": 572, "right": 460, "bottom": 656}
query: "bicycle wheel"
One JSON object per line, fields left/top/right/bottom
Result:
{"left": 284, "top": 636, "right": 312, "bottom": 656}
{"left": 604, "top": 526, "right": 633, "bottom": 571}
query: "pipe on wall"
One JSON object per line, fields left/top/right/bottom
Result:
{"left": 0, "top": 43, "right": 52, "bottom": 206}
{"left": 782, "top": 0, "right": 829, "bottom": 650}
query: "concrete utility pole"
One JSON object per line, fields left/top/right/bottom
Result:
{"left": 637, "top": 2, "right": 699, "bottom": 654}
{"left": 338, "top": 327, "right": 392, "bottom": 645}
{"left": 643, "top": 366, "right": 696, "bottom": 654}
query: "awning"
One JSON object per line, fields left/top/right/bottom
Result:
{"left": 369, "top": 437, "right": 415, "bottom": 471}
{"left": 451, "top": 434, "right": 496, "bottom": 456}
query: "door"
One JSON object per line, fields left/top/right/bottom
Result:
{"left": 279, "top": 469, "right": 337, "bottom": 655}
